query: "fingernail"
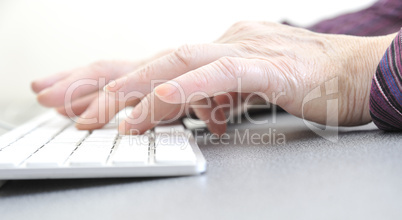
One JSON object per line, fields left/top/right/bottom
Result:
{"left": 80, "top": 111, "right": 91, "bottom": 119}
{"left": 104, "top": 77, "right": 127, "bottom": 92}
{"left": 155, "top": 83, "right": 178, "bottom": 98}
{"left": 76, "top": 110, "right": 95, "bottom": 124}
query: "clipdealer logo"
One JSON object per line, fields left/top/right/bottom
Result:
{"left": 62, "top": 76, "right": 339, "bottom": 143}
{"left": 302, "top": 77, "right": 339, "bottom": 143}
{"left": 193, "top": 128, "right": 286, "bottom": 145}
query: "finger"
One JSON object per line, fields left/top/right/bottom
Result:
{"left": 31, "top": 70, "right": 71, "bottom": 93}
{"left": 37, "top": 60, "right": 137, "bottom": 107}
{"left": 55, "top": 92, "right": 99, "bottom": 117}
{"left": 75, "top": 91, "right": 139, "bottom": 130}
{"left": 104, "top": 44, "right": 235, "bottom": 97}
{"left": 118, "top": 94, "right": 181, "bottom": 135}
{"left": 214, "top": 92, "right": 264, "bottom": 110}
{"left": 191, "top": 98, "right": 227, "bottom": 135}
{"left": 163, "top": 103, "right": 193, "bottom": 120}
{"left": 213, "top": 92, "right": 242, "bottom": 113}
{"left": 154, "top": 57, "right": 290, "bottom": 105}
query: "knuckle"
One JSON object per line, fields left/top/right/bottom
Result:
{"left": 136, "top": 64, "right": 154, "bottom": 82}
{"left": 229, "top": 21, "right": 278, "bottom": 36}
{"left": 171, "top": 44, "right": 198, "bottom": 67}
{"left": 90, "top": 60, "right": 107, "bottom": 71}
{"left": 260, "top": 21, "right": 276, "bottom": 27}
{"left": 230, "top": 21, "right": 258, "bottom": 33}
{"left": 232, "top": 21, "right": 251, "bottom": 29}
{"left": 215, "top": 57, "right": 241, "bottom": 80}
{"left": 192, "top": 69, "right": 210, "bottom": 89}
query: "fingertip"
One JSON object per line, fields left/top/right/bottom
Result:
{"left": 154, "top": 94, "right": 176, "bottom": 104}
{"left": 74, "top": 123, "right": 84, "bottom": 130}
{"left": 55, "top": 107, "right": 69, "bottom": 117}
{"left": 102, "top": 85, "right": 108, "bottom": 93}
{"left": 208, "top": 120, "right": 227, "bottom": 136}
{"left": 209, "top": 102, "right": 227, "bottom": 136}
{"left": 36, "top": 88, "right": 52, "bottom": 107}
{"left": 31, "top": 75, "right": 60, "bottom": 94}
{"left": 154, "top": 83, "right": 177, "bottom": 97}
{"left": 37, "top": 88, "right": 62, "bottom": 108}
{"left": 104, "top": 76, "right": 127, "bottom": 93}
{"left": 118, "top": 120, "right": 143, "bottom": 135}
{"left": 75, "top": 110, "right": 101, "bottom": 130}
{"left": 36, "top": 86, "right": 76, "bottom": 108}
{"left": 74, "top": 121, "right": 89, "bottom": 131}
{"left": 74, "top": 124, "right": 96, "bottom": 131}
{"left": 154, "top": 83, "right": 183, "bottom": 104}
{"left": 31, "top": 76, "right": 52, "bottom": 94}
{"left": 75, "top": 121, "right": 102, "bottom": 131}
{"left": 118, "top": 121, "right": 128, "bottom": 135}
{"left": 31, "top": 80, "right": 42, "bottom": 93}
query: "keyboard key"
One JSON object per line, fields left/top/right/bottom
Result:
{"left": 0, "top": 135, "right": 21, "bottom": 150}
{"left": 68, "top": 143, "right": 114, "bottom": 166}
{"left": 41, "top": 116, "right": 72, "bottom": 129}
{"left": 119, "top": 135, "right": 150, "bottom": 147}
{"left": 84, "top": 137, "right": 116, "bottom": 142}
{"left": 155, "top": 148, "right": 196, "bottom": 164}
{"left": 154, "top": 125, "right": 186, "bottom": 133}
{"left": 25, "top": 143, "right": 77, "bottom": 167}
{"left": 154, "top": 134, "right": 195, "bottom": 164}
{"left": 0, "top": 143, "right": 40, "bottom": 167}
{"left": 91, "top": 129, "right": 118, "bottom": 136}
{"left": 15, "top": 136, "right": 50, "bottom": 147}
{"left": 23, "top": 133, "right": 55, "bottom": 142}
{"left": 154, "top": 133, "right": 191, "bottom": 148}
{"left": 52, "top": 130, "right": 89, "bottom": 144}
{"left": 0, "top": 112, "right": 56, "bottom": 150}
{"left": 110, "top": 136, "right": 150, "bottom": 165}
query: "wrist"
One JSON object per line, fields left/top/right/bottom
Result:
{"left": 357, "top": 34, "right": 397, "bottom": 122}
{"left": 364, "top": 33, "right": 397, "bottom": 74}
{"left": 330, "top": 33, "right": 396, "bottom": 126}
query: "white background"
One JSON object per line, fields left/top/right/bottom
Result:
{"left": 0, "top": 0, "right": 376, "bottom": 103}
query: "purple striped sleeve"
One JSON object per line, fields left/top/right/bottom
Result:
{"left": 369, "top": 30, "right": 402, "bottom": 131}
{"left": 307, "top": 0, "right": 402, "bottom": 36}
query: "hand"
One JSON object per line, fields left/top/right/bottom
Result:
{"left": 33, "top": 21, "right": 396, "bottom": 134}
{"left": 104, "top": 21, "right": 395, "bottom": 134}
{"left": 31, "top": 50, "right": 172, "bottom": 129}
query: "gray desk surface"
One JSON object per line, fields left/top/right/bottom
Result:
{"left": 0, "top": 104, "right": 401, "bottom": 220}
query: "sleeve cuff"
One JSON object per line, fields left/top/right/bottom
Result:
{"left": 369, "top": 29, "right": 402, "bottom": 131}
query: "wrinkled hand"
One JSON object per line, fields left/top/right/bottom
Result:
{"left": 32, "top": 21, "right": 395, "bottom": 135}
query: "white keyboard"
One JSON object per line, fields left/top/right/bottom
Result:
{"left": 0, "top": 111, "right": 206, "bottom": 180}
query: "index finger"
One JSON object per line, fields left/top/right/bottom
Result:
{"left": 104, "top": 44, "right": 235, "bottom": 97}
